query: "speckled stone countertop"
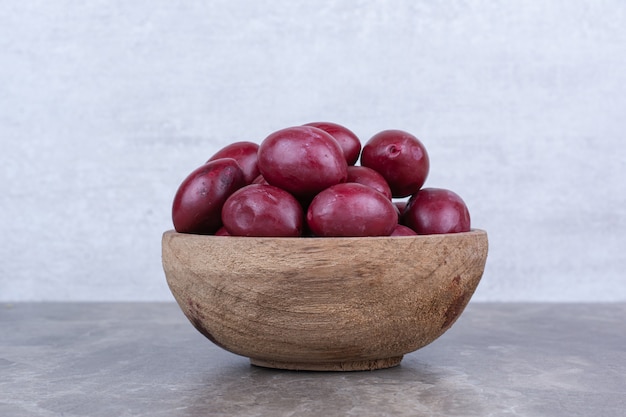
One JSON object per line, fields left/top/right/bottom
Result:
{"left": 1, "top": 302, "right": 624, "bottom": 416}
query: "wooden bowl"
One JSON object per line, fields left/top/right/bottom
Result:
{"left": 162, "top": 229, "right": 488, "bottom": 371}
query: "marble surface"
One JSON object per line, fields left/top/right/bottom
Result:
{"left": 1, "top": 302, "right": 624, "bottom": 416}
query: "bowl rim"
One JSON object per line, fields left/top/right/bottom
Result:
{"left": 162, "top": 228, "right": 487, "bottom": 241}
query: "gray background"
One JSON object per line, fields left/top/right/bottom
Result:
{"left": 1, "top": 1, "right": 625, "bottom": 302}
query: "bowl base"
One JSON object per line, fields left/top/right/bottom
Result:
{"left": 250, "top": 356, "right": 403, "bottom": 372}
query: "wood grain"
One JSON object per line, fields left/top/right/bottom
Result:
{"left": 162, "top": 229, "right": 488, "bottom": 371}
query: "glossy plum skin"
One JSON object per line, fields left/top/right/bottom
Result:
{"left": 251, "top": 174, "right": 268, "bottom": 185}
{"left": 306, "top": 183, "right": 397, "bottom": 237}
{"left": 257, "top": 126, "right": 348, "bottom": 199}
{"left": 404, "top": 188, "right": 471, "bottom": 235}
{"left": 172, "top": 158, "right": 246, "bottom": 234}
{"left": 391, "top": 224, "right": 418, "bottom": 236}
{"left": 394, "top": 200, "right": 408, "bottom": 223}
{"left": 207, "top": 141, "right": 259, "bottom": 184}
{"left": 222, "top": 184, "right": 304, "bottom": 237}
{"left": 303, "top": 121, "right": 361, "bottom": 165}
{"left": 361, "top": 130, "right": 429, "bottom": 198}
{"left": 215, "top": 226, "right": 230, "bottom": 236}
{"left": 394, "top": 200, "right": 408, "bottom": 215}
{"left": 346, "top": 166, "right": 392, "bottom": 200}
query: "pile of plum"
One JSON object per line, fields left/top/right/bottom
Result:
{"left": 172, "top": 122, "right": 470, "bottom": 237}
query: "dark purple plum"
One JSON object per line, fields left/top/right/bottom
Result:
{"left": 257, "top": 126, "right": 348, "bottom": 199}
{"left": 361, "top": 130, "right": 429, "bottom": 198}
{"left": 207, "top": 141, "right": 259, "bottom": 184}
{"left": 252, "top": 174, "right": 268, "bottom": 185}
{"left": 404, "top": 188, "right": 470, "bottom": 235}
{"left": 346, "top": 165, "right": 392, "bottom": 200}
{"left": 172, "top": 158, "right": 246, "bottom": 234}
{"left": 222, "top": 184, "right": 303, "bottom": 237}
{"left": 303, "top": 121, "right": 361, "bottom": 165}
{"left": 391, "top": 224, "right": 418, "bottom": 236}
{"left": 306, "top": 183, "right": 397, "bottom": 237}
